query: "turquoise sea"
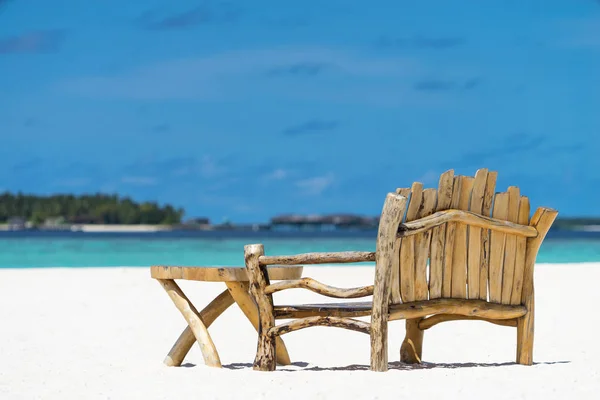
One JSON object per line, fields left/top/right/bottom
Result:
{"left": 1, "top": 230, "right": 599, "bottom": 268}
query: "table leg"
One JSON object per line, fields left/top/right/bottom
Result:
{"left": 164, "top": 289, "right": 234, "bottom": 366}
{"left": 157, "top": 279, "right": 223, "bottom": 368}
{"left": 225, "top": 281, "right": 292, "bottom": 365}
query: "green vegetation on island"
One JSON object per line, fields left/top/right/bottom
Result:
{"left": 0, "top": 192, "right": 184, "bottom": 225}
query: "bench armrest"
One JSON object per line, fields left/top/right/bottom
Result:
{"left": 258, "top": 251, "right": 375, "bottom": 266}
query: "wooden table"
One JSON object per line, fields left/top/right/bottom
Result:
{"left": 150, "top": 265, "right": 303, "bottom": 368}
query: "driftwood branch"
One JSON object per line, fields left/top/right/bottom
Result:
{"left": 164, "top": 289, "right": 234, "bottom": 367}
{"left": 265, "top": 278, "right": 373, "bottom": 298}
{"left": 396, "top": 209, "right": 538, "bottom": 239}
{"left": 389, "top": 299, "right": 527, "bottom": 321}
{"left": 259, "top": 251, "right": 375, "bottom": 266}
{"left": 269, "top": 316, "right": 371, "bottom": 337}
{"left": 418, "top": 314, "right": 518, "bottom": 330}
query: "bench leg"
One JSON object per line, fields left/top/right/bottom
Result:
{"left": 157, "top": 279, "right": 222, "bottom": 368}
{"left": 225, "top": 282, "right": 292, "bottom": 365}
{"left": 516, "top": 310, "right": 534, "bottom": 365}
{"left": 400, "top": 318, "right": 423, "bottom": 364}
{"left": 163, "top": 289, "right": 234, "bottom": 366}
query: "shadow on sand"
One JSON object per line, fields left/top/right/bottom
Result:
{"left": 222, "top": 360, "right": 570, "bottom": 371}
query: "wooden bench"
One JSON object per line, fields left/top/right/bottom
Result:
{"left": 244, "top": 169, "right": 558, "bottom": 371}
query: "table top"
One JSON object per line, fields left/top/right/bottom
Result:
{"left": 150, "top": 265, "right": 303, "bottom": 282}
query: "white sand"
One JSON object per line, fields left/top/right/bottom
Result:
{"left": 1, "top": 264, "right": 599, "bottom": 399}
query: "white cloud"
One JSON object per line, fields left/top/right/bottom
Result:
{"left": 263, "top": 168, "right": 289, "bottom": 181}
{"left": 295, "top": 173, "right": 335, "bottom": 195}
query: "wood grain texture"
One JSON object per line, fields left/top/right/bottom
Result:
{"left": 259, "top": 252, "right": 375, "bottom": 266}
{"left": 418, "top": 314, "right": 517, "bottom": 330}
{"left": 274, "top": 302, "right": 372, "bottom": 318}
{"left": 270, "top": 317, "right": 371, "bottom": 336}
{"left": 489, "top": 192, "right": 509, "bottom": 303}
{"left": 517, "top": 207, "right": 558, "bottom": 365}
{"left": 244, "top": 244, "right": 277, "bottom": 371}
{"left": 451, "top": 176, "right": 474, "bottom": 299}
{"left": 157, "top": 279, "right": 222, "bottom": 368}
{"left": 265, "top": 278, "right": 373, "bottom": 298}
{"left": 442, "top": 176, "right": 462, "bottom": 298}
{"left": 388, "top": 298, "right": 527, "bottom": 321}
{"left": 274, "top": 298, "right": 526, "bottom": 320}
{"left": 151, "top": 265, "right": 303, "bottom": 282}
{"left": 467, "top": 168, "right": 488, "bottom": 299}
{"left": 400, "top": 182, "right": 423, "bottom": 303}
{"left": 371, "top": 193, "right": 408, "bottom": 372}
{"left": 226, "top": 282, "right": 291, "bottom": 366}
{"left": 501, "top": 186, "right": 521, "bottom": 304}
{"left": 510, "top": 197, "right": 530, "bottom": 305}
{"left": 396, "top": 210, "right": 538, "bottom": 239}
{"left": 479, "top": 171, "right": 497, "bottom": 300}
{"left": 429, "top": 170, "right": 455, "bottom": 299}
{"left": 391, "top": 188, "right": 411, "bottom": 304}
{"left": 163, "top": 289, "right": 234, "bottom": 367}
{"left": 414, "top": 188, "right": 437, "bottom": 301}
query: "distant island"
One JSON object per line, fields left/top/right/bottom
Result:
{"left": 0, "top": 192, "right": 596, "bottom": 233}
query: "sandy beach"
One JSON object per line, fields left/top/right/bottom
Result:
{"left": 1, "top": 264, "right": 598, "bottom": 399}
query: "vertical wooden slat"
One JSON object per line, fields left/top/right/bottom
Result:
{"left": 451, "top": 176, "right": 474, "bottom": 299}
{"left": 479, "top": 171, "right": 497, "bottom": 300}
{"left": 442, "top": 176, "right": 462, "bottom": 298}
{"left": 489, "top": 192, "right": 509, "bottom": 303}
{"left": 429, "top": 170, "right": 454, "bottom": 299}
{"left": 501, "top": 186, "right": 521, "bottom": 304}
{"left": 390, "top": 187, "right": 411, "bottom": 304}
{"left": 510, "top": 196, "right": 530, "bottom": 305}
{"left": 414, "top": 189, "right": 437, "bottom": 300}
{"left": 399, "top": 182, "right": 423, "bottom": 303}
{"left": 467, "top": 169, "right": 488, "bottom": 299}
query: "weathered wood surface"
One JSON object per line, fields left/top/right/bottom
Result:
{"left": 157, "top": 279, "right": 222, "bottom": 368}
{"left": 479, "top": 171, "right": 497, "bottom": 300}
{"left": 418, "top": 314, "right": 517, "bottom": 330}
{"left": 396, "top": 209, "right": 538, "bottom": 239}
{"left": 265, "top": 278, "right": 373, "bottom": 298}
{"left": 467, "top": 168, "right": 488, "bottom": 299}
{"left": 270, "top": 316, "right": 371, "bottom": 336}
{"left": 452, "top": 175, "right": 474, "bottom": 298}
{"left": 371, "top": 193, "right": 408, "bottom": 372}
{"left": 274, "top": 302, "right": 372, "bottom": 318}
{"left": 442, "top": 176, "right": 462, "bottom": 298}
{"left": 429, "top": 170, "right": 454, "bottom": 299}
{"left": 151, "top": 265, "right": 303, "bottom": 282}
{"left": 414, "top": 188, "right": 437, "bottom": 301}
{"left": 259, "top": 252, "right": 375, "bottom": 266}
{"left": 510, "top": 197, "right": 530, "bottom": 305}
{"left": 226, "top": 282, "right": 291, "bottom": 366}
{"left": 244, "top": 244, "right": 277, "bottom": 371}
{"left": 274, "top": 298, "right": 526, "bottom": 321}
{"left": 501, "top": 186, "right": 521, "bottom": 304}
{"left": 391, "top": 187, "right": 411, "bottom": 303}
{"left": 517, "top": 207, "right": 558, "bottom": 365}
{"left": 400, "top": 319, "right": 423, "bottom": 363}
{"left": 388, "top": 298, "right": 527, "bottom": 321}
{"left": 489, "top": 193, "right": 509, "bottom": 303}
{"left": 164, "top": 289, "right": 234, "bottom": 367}
{"left": 400, "top": 182, "right": 423, "bottom": 303}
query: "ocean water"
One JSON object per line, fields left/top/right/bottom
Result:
{"left": 0, "top": 230, "right": 599, "bottom": 268}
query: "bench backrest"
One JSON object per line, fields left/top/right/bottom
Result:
{"left": 376, "top": 168, "right": 556, "bottom": 306}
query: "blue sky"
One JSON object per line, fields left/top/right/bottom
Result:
{"left": 1, "top": 0, "right": 599, "bottom": 222}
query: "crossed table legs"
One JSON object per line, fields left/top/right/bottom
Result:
{"left": 157, "top": 279, "right": 291, "bottom": 368}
